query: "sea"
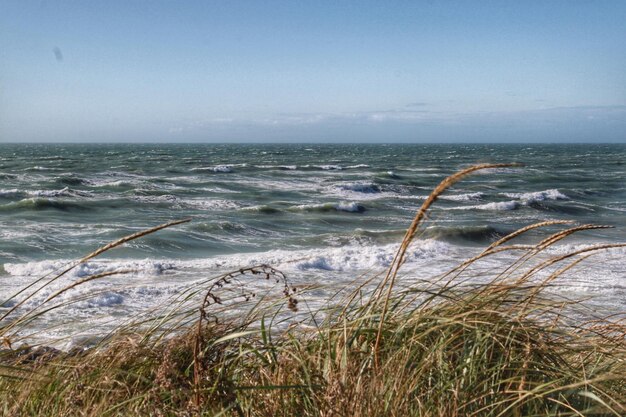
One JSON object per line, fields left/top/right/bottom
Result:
{"left": 0, "top": 143, "right": 624, "bottom": 345}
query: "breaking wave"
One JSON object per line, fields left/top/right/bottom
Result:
{"left": 291, "top": 201, "right": 366, "bottom": 213}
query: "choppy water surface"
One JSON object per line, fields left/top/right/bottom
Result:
{"left": 0, "top": 144, "right": 624, "bottom": 343}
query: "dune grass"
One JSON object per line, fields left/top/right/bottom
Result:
{"left": 1, "top": 164, "right": 625, "bottom": 416}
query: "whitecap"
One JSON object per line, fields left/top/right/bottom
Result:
{"left": 89, "top": 179, "right": 137, "bottom": 188}
{"left": 450, "top": 201, "right": 520, "bottom": 211}
{"left": 181, "top": 199, "right": 241, "bottom": 210}
{"left": 336, "top": 201, "right": 365, "bottom": 212}
{"left": 191, "top": 165, "right": 234, "bottom": 173}
{"left": 212, "top": 165, "right": 234, "bottom": 173}
{"left": 291, "top": 201, "right": 365, "bottom": 213}
{"left": 314, "top": 165, "right": 343, "bottom": 170}
{"left": 0, "top": 187, "right": 91, "bottom": 198}
{"left": 0, "top": 189, "right": 22, "bottom": 197}
{"left": 440, "top": 192, "right": 485, "bottom": 202}
{"left": 255, "top": 165, "right": 298, "bottom": 170}
{"left": 3, "top": 259, "right": 177, "bottom": 279}
{"left": 502, "top": 189, "right": 568, "bottom": 202}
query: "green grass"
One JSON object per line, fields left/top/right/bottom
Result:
{"left": 1, "top": 164, "right": 625, "bottom": 416}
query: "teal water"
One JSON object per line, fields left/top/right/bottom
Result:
{"left": 0, "top": 144, "right": 624, "bottom": 342}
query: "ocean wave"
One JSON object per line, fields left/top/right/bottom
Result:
{"left": 25, "top": 166, "right": 62, "bottom": 171}
{"left": 442, "top": 189, "right": 568, "bottom": 211}
{"left": 424, "top": 225, "right": 508, "bottom": 243}
{"left": 544, "top": 243, "right": 626, "bottom": 257}
{"left": 440, "top": 192, "right": 485, "bottom": 202}
{"left": 291, "top": 201, "right": 365, "bottom": 213}
{"left": 242, "top": 239, "right": 451, "bottom": 271}
{"left": 602, "top": 205, "right": 626, "bottom": 212}
{"left": 240, "top": 205, "right": 282, "bottom": 214}
{"left": 0, "top": 189, "right": 22, "bottom": 198}
{"left": 401, "top": 167, "right": 440, "bottom": 172}
{"left": 255, "top": 165, "right": 298, "bottom": 170}
{"left": 337, "top": 182, "right": 381, "bottom": 193}
{"left": 450, "top": 201, "right": 521, "bottom": 211}
{"left": 54, "top": 175, "right": 87, "bottom": 186}
{"left": 89, "top": 179, "right": 138, "bottom": 188}
{"left": 474, "top": 167, "right": 525, "bottom": 175}
{"left": 4, "top": 259, "right": 177, "bottom": 279}
{"left": 336, "top": 201, "right": 365, "bottom": 212}
{"left": 0, "top": 198, "right": 89, "bottom": 212}
{"left": 298, "top": 164, "right": 344, "bottom": 171}
{"left": 181, "top": 199, "right": 241, "bottom": 210}
{"left": 0, "top": 172, "right": 18, "bottom": 180}
{"left": 191, "top": 165, "right": 237, "bottom": 173}
{"left": 4, "top": 241, "right": 622, "bottom": 328}
{"left": 31, "top": 187, "right": 92, "bottom": 198}
{"left": 4, "top": 240, "right": 622, "bottom": 282}
{"left": 313, "top": 164, "right": 343, "bottom": 170}
{"left": 0, "top": 187, "right": 91, "bottom": 199}
{"left": 300, "top": 163, "right": 372, "bottom": 171}
{"left": 132, "top": 195, "right": 241, "bottom": 210}
{"left": 132, "top": 195, "right": 179, "bottom": 205}
{"left": 3, "top": 240, "right": 453, "bottom": 279}
{"left": 501, "top": 189, "right": 569, "bottom": 202}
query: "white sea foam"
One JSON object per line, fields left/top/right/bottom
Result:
{"left": 292, "top": 201, "right": 365, "bottom": 213}
{"left": 0, "top": 189, "right": 22, "bottom": 197}
{"left": 401, "top": 167, "right": 440, "bottom": 172}
{"left": 213, "top": 165, "right": 234, "bottom": 173}
{"left": 3, "top": 239, "right": 623, "bottom": 343}
{"left": 256, "top": 165, "right": 298, "bottom": 170}
{"left": 336, "top": 201, "right": 364, "bottom": 212}
{"left": 181, "top": 199, "right": 241, "bottom": 210}
{"left": 502, "top": 189, "right": 569, "bottom": 202}
{"left": 3, "top": 258, "right": 177, "bottom": 279}
{"left": 89, "top": 179, "right": 137, "bottom": 188}
{"left": 0, "top": 187, "right": 91, "bottom": 198}
{"left": 440, "top": 192, "right": 485, "bottom": 202}
{"left": 313, "top": 164, "right": 343, "bottom": 170}
{"left": 445, "top": 189, "right": 568, "bottom": 211}
{"left": 132, "top": 195, "right": 241, "bottom": 210}
{"left": 543, "top": 243, "right": 626, "bottom": 257}
{"left": 132, "top": 195, "right": 179, "bottom": 204}
{"left": 474, "top": 167, "right": 525, "bottom": 175}
{"left": 191, "top": 165, "right": 235, "bottom": 173}
{"left": 199, "top": 186, "right": 242, "bottom": 194}
{"left": 76, "top": 292, "right": 125, "bottom": 308}
{"left": 450, "top": 201, "right": 520, "bottom": 211}
{"left": 2, "top": 240, "right": 454, "bottom": 280}
{"left": 27, "top": 166, "right": 61, "bottom": 171}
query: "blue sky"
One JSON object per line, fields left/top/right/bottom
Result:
{"left": 1, "top": 1, "right": 625, "bottom": 142}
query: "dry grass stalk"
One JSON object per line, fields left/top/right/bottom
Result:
{"left": 515, "top": 242, "right": 626, "bottom": 285}
{"left": 372, "top": 163, "right": 520, "bottom": 365}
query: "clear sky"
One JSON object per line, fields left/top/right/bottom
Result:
{"left": 1, "top": 1, "right": 625, "bottom": 143}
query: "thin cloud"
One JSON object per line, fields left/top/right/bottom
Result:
{"left": 405, "top": 102, "right": 430, "bottom": 108}
{"left": 170, "top": 105, "right": 626, "bottom": 132}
